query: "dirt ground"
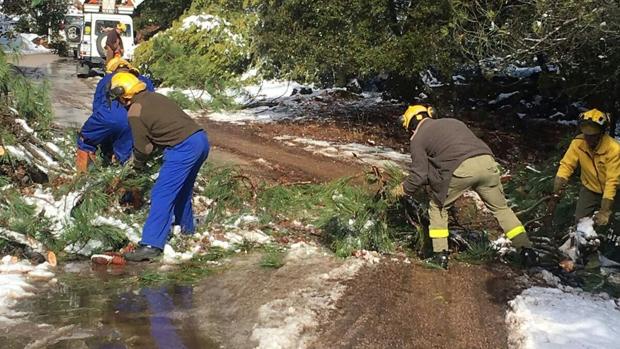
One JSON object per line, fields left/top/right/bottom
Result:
{"left": 311, "top": 261, "right": 522, "bottom": 349}
{"left": 200, "top": 119, "right": 366, "bottom": 183}
{"left": 22, "top": 53, "right": 527, "bottom": 348}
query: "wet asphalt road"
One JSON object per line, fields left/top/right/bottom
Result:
{"left": 9, "top": 53, "right": 99, "bottom": 128}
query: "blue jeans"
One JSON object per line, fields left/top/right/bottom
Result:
{"left": 140, "top": 130, "right": 209, "bottom": 249}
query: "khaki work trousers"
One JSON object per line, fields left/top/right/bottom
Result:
{"left": 575, "top": 185, "right": 620, "bottom": 222}
{"left": 429, "top": 155, "right": 524, "bottom": 252}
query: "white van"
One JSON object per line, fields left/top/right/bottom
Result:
{"left": 59, "top": 13, "right": 84, "bottom": 58}
{"left": 77, "top": 12, "right": 135, "bottom": 74}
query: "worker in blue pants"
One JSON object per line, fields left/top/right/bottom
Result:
{"left": 139, "top": 131, "right": 210, "bottom": 249}
{"left": 110, "top": 72, "right": 209, "bottom": 261}
{"left": 76, "top": 102, "right": 134, "bottom": 171}
{"left": 76, "top": 57, "right": 154, "bottom": 172}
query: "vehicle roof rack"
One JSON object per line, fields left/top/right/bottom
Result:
{"left": 82, "top": 0, "right": 135, "bottom": 15}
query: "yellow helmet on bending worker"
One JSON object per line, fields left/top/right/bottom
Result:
{"left": 105, "top": 56, "right": 138, "bottom": 74}
{"left": 110, "top": 72, "right": 147, "bottom": 101}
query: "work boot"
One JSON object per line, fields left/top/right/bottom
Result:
{"left": 425, "top": 251, "right": 449, "bottom": 270}
{"left": 124, "top": 245, "right": 162, "bottom": 262}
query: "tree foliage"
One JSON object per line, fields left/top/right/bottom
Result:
{"left": 133, "top": 5, "right": 253, "bottom": 106}
{"left": 253, "top": 0, "right": 456, "bottom": 87}
{"left": 1, "top": 0, "right": 70, "bottom": 35}
{"left": 133, "top": 0, "right": 193, "bottom": 33}
{"left": 136, "top": 0, "right": 620, "bottom": 110}
{"left": 450, "top": 0, "right": 620, "bottom": 124}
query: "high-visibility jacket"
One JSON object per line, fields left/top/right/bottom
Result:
{"left": 557, "top": 134, "right": 620, "bottom": 200}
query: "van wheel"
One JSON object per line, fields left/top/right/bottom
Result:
{"left": 96, "top": 32, "right": 108, "bottom": 59}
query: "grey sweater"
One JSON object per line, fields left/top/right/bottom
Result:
{"left": 403, "top": 118, "right": 493, "bottom": 206}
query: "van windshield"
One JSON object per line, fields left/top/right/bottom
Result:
{"left": 94, "top": 20, "right": 132, "bottom": 37}
{"left": 65, "top": 16, "right": 83, "bottom": 26}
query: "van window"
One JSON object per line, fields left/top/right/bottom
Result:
{"left": 64, "top": 15, "right": 83, "bottom": 26}
{"left": 94, "top": 20, "right": 132, "bottom": 37}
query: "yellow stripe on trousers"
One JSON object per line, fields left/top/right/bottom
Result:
{"left": 429, "top": 228, "right": 449, "bottom": 238}
{"left": 506, "top": 225, "right": 526, "bottom": 239}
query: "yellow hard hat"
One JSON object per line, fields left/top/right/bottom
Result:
{"left": 400, "top": 105, "right": 436, "bottom": 130}
{"left": 110, "top": 72, "right": 147, "bottom": 100}
{"left": 579, "top": 108, "right": 609, "bottom": 135}
{"left": 117, "top": 22, "right": 127, "bottom": 32}
{"left": 105, "top": 57, "right": 134, "bottom": 74}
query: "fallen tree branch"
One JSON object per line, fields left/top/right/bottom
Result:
{"left": 515, "top": 195, "right": 553, "bottom": 217}
{"left": 0, "top": 227, "right": 45, "bottom": 253}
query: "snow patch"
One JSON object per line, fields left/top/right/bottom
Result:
{"left": 162, "top": 245, "right": 194, "bottom": 265}
{"left": 251, "top": 258, "right": 365, "bottom": 348}
{"left": 21, "top": 188, "right": 137, "bottom": 256}
{"left": 489, "top": 91, "right": 519, "bottom": 105}
{"left": 1, "top": 33, "right": 50, "bottom": 54}
{"left": 286, "top": 242, "right": 320, "bottom": 262}
{"left": 23, "top": 188, "right": 81, "bottom": 234}
{"left": 180, "top": 14, "right": 242, "bottom": 45}
{"left": 157, "top": 87, "right": 212, "bottom": 103}
{"left": 274, "top": 135, "right": 410, "bottom": 168}
{"left": 559, "top": 217, "right": 600, "bottom": 262}
{"left": 420, "top": 70, "right": 444, "bottom": 87}
{"left": 92, "top": 216, "right": 140, "bottom": 243}
{"left": 0, "top": 256, "right": 55, "bottom": 323}
{"left": 506, "top": 287, "right": 620, "bottom": 349}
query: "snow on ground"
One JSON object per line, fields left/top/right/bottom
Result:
{"left": 274, "top": 135, "right": 410, "bottom": 167}
{"left": 237, "top": 80, "right": 306, "bottom": 104}
{"left": 159, "top": 80, "right": 308, "bottom": 115}
{"left": 181, "top": 82, "right": 391, "bottom": 125}
{"left": 0, "top": 256, "right": 56, "bottom": 323}
{"left": 157, "top": 87, "right": 213, "bottom": 103}
{"left": 506, "top": 286, "right": 620, "bottom": 349}
{"left": 163, "top": 214, "right": 272, "bottom": 264}
{"left": 202, "top": 107, "right": 295, "bottom": 124}
{"left": 1, "top": 33, "right": 50, "bottom": 54}
{"left": 251, "top": 242, "right": 365, "bottom": 349}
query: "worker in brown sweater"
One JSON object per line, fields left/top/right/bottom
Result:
{"left": 105, "top": 22, "right": 126, "bottom": 63}
{"left": 392, "top": 105, "right": 536, "bottom": 269}
{"left": 110, "top": 72, "right": 210, "bottom": 261}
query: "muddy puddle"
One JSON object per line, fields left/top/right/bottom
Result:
{"left": 2, "top": 261, "right": 220, "bottom": 349}
{"left": 1, "top": 245, "right": 358, "bottom": 349}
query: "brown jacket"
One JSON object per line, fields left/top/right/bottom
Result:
{"left": 403, "top": 118, "right": 493, "bottom": 205}
{"left": 105, "top": 29, "right": 123, "bottom": 52}
{"left": 127, "top": 91, "right": 202, "bottom": 168}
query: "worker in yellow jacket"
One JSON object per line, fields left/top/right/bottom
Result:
{"left": 552, "top": 109, "right": 620, "bottom": 226}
